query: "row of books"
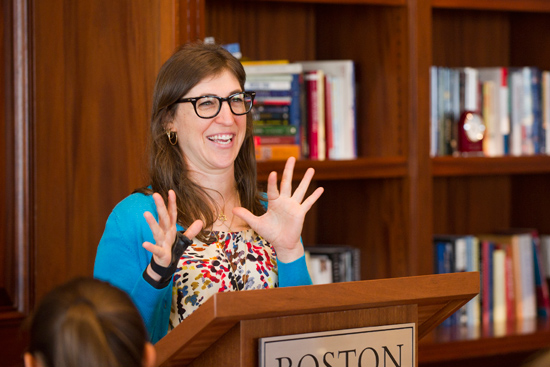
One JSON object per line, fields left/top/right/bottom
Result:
{"left": 433, "top": 229, "right": 550, "bottom": 334}
{"left": 430, "top": 66, "right": 550, "bottom": 157}
{"left": 244, "top": 60, "right": 357, "bottom": 161}
{"left": 305, "top": 245, "right": 361, "bottom": 284}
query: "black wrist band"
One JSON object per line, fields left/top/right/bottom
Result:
{"left": 142, "top": 231, "right": 193, "bottom": 289}
{"left": 142, "top": 267, "right": 169, "bottom": 289}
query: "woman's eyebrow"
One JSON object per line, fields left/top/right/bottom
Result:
{"left": 195, "top": 89, "right": 243, "bottom": 97}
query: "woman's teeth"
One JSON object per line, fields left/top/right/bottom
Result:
{"left": 208, "top": 134, "right": 233, "bottom": 144}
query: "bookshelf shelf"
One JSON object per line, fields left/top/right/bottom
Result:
{"left": 432, "top": 0, "right": 550, "bottom": 12}
{"left": 419, "top": 318, "right": 550, "bottom": 363}
{"left": 256, "top": 0, "right": 405, "bottom": 6}
{"left": 257, "top": 156, "right": 408, "bottom": 181}
{"left": 432, "top": 156, "right": 550, "bottom": 177}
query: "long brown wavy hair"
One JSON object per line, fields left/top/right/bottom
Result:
{"left": 136, "top": 42, "right": 265, "bottom": 243}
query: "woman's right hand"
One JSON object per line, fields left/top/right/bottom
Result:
{"left": 142, "top": 190, "right": 203, "bottom": 279}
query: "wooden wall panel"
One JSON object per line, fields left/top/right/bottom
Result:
{"left": 32, "top": 0, "right": 175, "bottom": 303}
{"left": 1, "top": 0, "right": 187, "bottom": 363}
{"left": 1, "top": 0, "right": 14, "bottom": 310}
{"left": 1, "top": 0, "right": 32, "bottom": 365}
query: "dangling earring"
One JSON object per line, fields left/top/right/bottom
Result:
{"left": 166, "top": 130, "right": 178, "bottom": 145}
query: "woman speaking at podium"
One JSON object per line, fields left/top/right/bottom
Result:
{"left": 94, "top": 42, "right": 323, "bottom": 343}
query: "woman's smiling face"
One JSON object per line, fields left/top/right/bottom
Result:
{"left": 170, "top": 69, "right": 248, "bottom": 174}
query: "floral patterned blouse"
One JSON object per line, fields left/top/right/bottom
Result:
{"left": 169, "top": 229, "right": 278, "bottom": 330}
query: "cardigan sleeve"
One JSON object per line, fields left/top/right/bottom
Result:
{"left": 93, "top": 193, "right": 172, "bottom": 342}
{"left": 277, "top": 254, "right": 313, "bottom": 287}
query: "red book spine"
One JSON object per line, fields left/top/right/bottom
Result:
{"left": 505, "top": 245, "right": 516, "bottom": 323}
{"left": 255, "top": 135, "right": 297, "bottom": 145}
{"left": 306, "top": 71, "right": 319, "bottom": 160}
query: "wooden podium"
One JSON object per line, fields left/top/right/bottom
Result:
{"left": 155, "top": 272, "right": 479, "bottom": 367}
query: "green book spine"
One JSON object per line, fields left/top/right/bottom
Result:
{"left": 253, "top": 125, "right": 297, "bottom": 136}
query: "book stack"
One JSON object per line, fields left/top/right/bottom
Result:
{"left": 243, "top": 59, "right": 357, "bottom": 161}
{"left": 305, "top": 245, "right": 361, "bottom": 285}
{"left": 430, "top": 66, "right": 550, "bottom": 157}
{"left": 244, "top": 62, "right": 304, "bottom": 162}
{"left": 434, "top": 235, "right": 480, "bottom": 328}
{"left": 300, "top": 60, "right": 357, "bottom": 161}
{"left": 433, "top": 229, "right": 550, "bottom": 334}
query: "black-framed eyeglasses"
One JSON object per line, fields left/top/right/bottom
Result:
{"left": 174, "top": 91, "right": 256, "bottom": 119}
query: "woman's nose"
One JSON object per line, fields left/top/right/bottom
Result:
{"left": 214, "top": 101, "right": 236, "bottom": 124}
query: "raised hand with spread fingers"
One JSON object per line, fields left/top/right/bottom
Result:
{"left": 142, "top": 189, "right": 203, "bottom": 281}
{"left": 233, "top": 157, "right": 324, "bottom": 263}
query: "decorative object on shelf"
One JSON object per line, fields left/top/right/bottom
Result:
{"left": 458, "top": 111, "right": 485, "bottom": 155}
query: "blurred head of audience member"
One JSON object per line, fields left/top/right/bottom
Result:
{"left": 24, "top": 277, "right": 155, "bottom": 367}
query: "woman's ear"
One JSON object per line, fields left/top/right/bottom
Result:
{"left": 143, "top": 342, "right": 157, "bottom": 367}
{"left": 23, "top": 353, "right": 43, "bottom": 367}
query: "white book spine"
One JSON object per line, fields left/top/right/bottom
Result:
{"left": 493, "top": 248, "right": 507, "bottom": 324}
{"left": 520, "top": 234, "right": 537, "bottom": 319}
{"left": 510, "top": 71, "right": 524, "bottom": 156}
{"left": 540, "top": 235, "right": 550, "bottom": 278}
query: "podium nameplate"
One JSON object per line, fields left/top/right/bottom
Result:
{"left": 259, "top": 323, "right": 415, "bottom": 367}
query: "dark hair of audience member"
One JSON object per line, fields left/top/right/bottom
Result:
{"left": 24, "top": 277, "right": 155, "bottom": 367}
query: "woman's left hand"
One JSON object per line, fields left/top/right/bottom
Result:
{"left": 233, "top": 157, "right": 324, "bottom": 263}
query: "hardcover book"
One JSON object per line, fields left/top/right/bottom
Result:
{"left": 305, "top": 245, "right": 361, "bottom": 284}
{"left": 300, "top": 60, "right": 357, "bottom": 160}
{"left": 245, "top": 63, "right": 305, "bottom": 151}
{"left": 477, "top": 67, "right": 509, "bottom": 156}
{"left": 304, "top": 70, "right": 326, "bottom": 161}
{"left": 255, "top": 144, "right": 301, "bottom": 161}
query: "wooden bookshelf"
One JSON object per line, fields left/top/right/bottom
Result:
{"left": 196, "top": 0, "right": 550, "bottom": 366}
{"left": 430, "top": 2, "right": 550, "bottom": 366}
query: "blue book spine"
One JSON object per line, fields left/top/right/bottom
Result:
{"left": 289, "top": 73, "right": 303, "bottom": 147}
{"left": 435, "top": 241, "right": 454, "bottom": 326}
{"left": 503, "top": 135, "right": 510, "bottom": 155}
{"left": 255, "top": 90, "right": 293, "bottom": 98}
{"left": 531, "top": 68, "right": 544, "bottom": 154}
{"left": 483, "top": 240, "right": 494, "bottom": 326}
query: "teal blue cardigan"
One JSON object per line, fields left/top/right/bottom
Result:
{"left": 93, "top": 192, "right": 312, "bottom": 343}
